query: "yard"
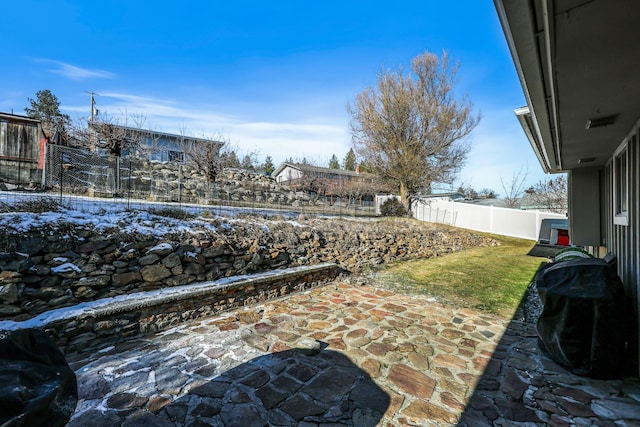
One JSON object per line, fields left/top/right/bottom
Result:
{"left": 373, "top": 232, "right": 547, "bottom": 318}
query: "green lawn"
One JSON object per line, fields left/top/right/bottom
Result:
{"left": 375, "top": 233, "right": 547, "bottom": 318}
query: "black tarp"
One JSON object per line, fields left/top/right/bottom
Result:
{"left": 535, "top": 258, "right": 637, "bottom": 379}
{"left": 0, "top": 329, "right": 77, "bottom": 427}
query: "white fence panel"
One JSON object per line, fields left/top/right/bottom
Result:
{"left": 412, "top": 199, "right": 566, "bottom": 240}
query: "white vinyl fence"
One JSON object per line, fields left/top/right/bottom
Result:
{"left": 412, "top": 199, "right": 566, "bottom": 241}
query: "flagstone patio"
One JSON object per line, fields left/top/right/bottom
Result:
{"left": 66, "top": 281, "right": 640, "bottom": 426}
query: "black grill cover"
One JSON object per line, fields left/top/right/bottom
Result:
{"left": 0, "top": 329, "right": 77, "bottom": 427}
{"left": 536, "top": 258, "right": 636, "bottom": 379}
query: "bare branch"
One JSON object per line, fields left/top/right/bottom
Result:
{"left": 180, "top": 131, "right": 229, "bottom": 183}
{"left": 526, "top": 175, "right": 568, "bottom": 213}
{"left": 500, "top": 167, "right": 529, "bottom": 208}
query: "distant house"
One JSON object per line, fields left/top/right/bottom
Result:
{"left": 0, "top": 112, "right": 44, "bottom": 186}
{"left": 413, "top": 192, "right": 465, "bottom": 203}
{"left": 456, "top": 194, "right": 566, "bottom": 214}
{"left": 272, "top": 162, "right": 376, "bottom": 196}
{"left": 88, "top": 122, "right": 223, "bottom": 163}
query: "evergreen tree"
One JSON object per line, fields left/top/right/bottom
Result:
{"left": 343, "top": 148, "right": 356, "bottom": 171}
{"left": 262, "top": 155, "right": 275, "bottom": 175}
{"left": 220, "top": 150, "right": 241, "bottom": 168}
{"left": 24, "top": 89, "right": 70, "bottom": 136}
{"left": 241, "top": 154, "right": 256, "bottom": 171}
{"left": 358, "top": 160, "right": 373, "bottom": 173}
{"left": 329, "top": 154, "right": 340, "bottom": 169}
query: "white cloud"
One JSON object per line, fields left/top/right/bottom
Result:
{"left": 34, "top": 58, "right": 115, "bottom": 80}
{"left": 65, "top": 91, "right": 351, "bottom": 164}
{"left": 64, "top": 89, "right": 552, "bottom": 179}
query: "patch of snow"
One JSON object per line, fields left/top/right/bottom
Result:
{"left": 98, "top": 345, "right": 115, "bottom": 353}
{"left": 51, "top": 263, "right": 82, "bottom": 273}
{"left": 0, "top": 204, "right": 223, "bottom": 239}
{"left": 285, "top": 220, "right": 304, "bottom": 227}
{"left": 53, "top": 257, "right": 69, "bottom": 263}
{"left": 146, "top": 242, "right": 173, "bottom": 254}
{"left": 0, "top": 263, "right": 333, "bottom": 332}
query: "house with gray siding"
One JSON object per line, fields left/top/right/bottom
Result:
{"left": 495, "top": 0, "right": 639, "bottom": 373}
{"left": 88, "top": 122, "right": 223, "bottom": 163}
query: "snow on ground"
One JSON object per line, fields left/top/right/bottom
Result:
{"left": 0, "top": 191, "right": 310, "bottom": 238}
{"left": 0, "top": 208, "right": 219, "bottom": 238}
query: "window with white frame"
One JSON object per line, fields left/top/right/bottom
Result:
{"left": 613, "top": 140, "right": 629, "bottom": 226}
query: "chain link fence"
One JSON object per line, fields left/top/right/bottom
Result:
{"left": 0, "top": 144, "right": 377, "bottom": 217}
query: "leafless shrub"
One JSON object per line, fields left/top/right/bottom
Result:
{"left": 148, "top": 208, "right": 196, "bottom": 220}
{"left": 0, "top": 198, "right": 62, "bottom": 213}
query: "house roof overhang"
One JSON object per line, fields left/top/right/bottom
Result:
{"left": 271, "top": 162, "right": 375, "bottom": 180}
{"left": 271, "top": 162, "right": 299, "bottom": 179}
{"left": 0, "top": 112, "right": 42, "bottom": 126}
{"left": 88, "top": 122, "right": 224, "bottom": 147}
{"left": 494, "top": 0, "right": 640, "bottom": 173}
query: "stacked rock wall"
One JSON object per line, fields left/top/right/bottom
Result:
{"left": 42, "top": 264, "right": 342, "bottom": 353}
{"left": 126, "top": 161, "right": 315, "bottom": 206}
{"left": 0, "top": 216, "right": 497, "bottom": 322}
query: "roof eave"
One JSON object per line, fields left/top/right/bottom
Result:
{"left": 271, "top": 162, "right": 297, "bottom": 179}
{"left": 494, "top": 0, "right": 562, "bottom": 173}
{"left": 515, "top": 107, "right": 551, "bottom": 173}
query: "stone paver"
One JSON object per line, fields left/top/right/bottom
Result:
{"left": 67, "top": 281, "right": 640, "bottom": 426}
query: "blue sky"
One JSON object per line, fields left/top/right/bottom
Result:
{"left": 0, "top": 0, "right": 551, "bottom": 194}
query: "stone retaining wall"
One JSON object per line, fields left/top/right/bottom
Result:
{"left": 1, "top": 264, "right": 342, "bottom": 354}
{"left": 124, "top": 161, "right": 317, "bottom": 206}
{"left": 0, "top": 216, "right": 497, "bottom": 322}
{"left": 137, "top": 164, "right": 373, "bottom": 211}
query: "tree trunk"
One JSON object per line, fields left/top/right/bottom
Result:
{"left": 400, "top": 181, "right": 409, "bottom": 211}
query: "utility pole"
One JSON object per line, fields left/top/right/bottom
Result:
{"left": 85, "top": 91, "right": 99, "bottom": 122}
{"left": 85, "top": 91, "right": 99, "bottom": 151}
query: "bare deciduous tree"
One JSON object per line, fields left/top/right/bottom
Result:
{"left": 241, "top": 152, "right": 259, "bottom": 172}
{"left": 181, "top": 133, "right": 229, "bottom": 183}
{"left": 337, "top": 178, "right": 386, "bottom": 207}
{"left": 182, "top": 134, "right": 262, "bottom": 183}
{"left": 348, "top": 51, "right": 480, "bottom": 208}
{"left": 526, "top": 175, "right": 568, "bottom": 213}
{"left": 479, "top": 188, "right": 497, "bottom": 199}
{"left": 67, "top": 113, "right": 154, "bottom": 158}
{"left": 76, "top": 114, "right": 151, "bottom": 156}
{"left": 500, "top": 167, "right": 529, "bottom": 208}
{"left": 457, "top": 183, "right": 478, "bottom": 200}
